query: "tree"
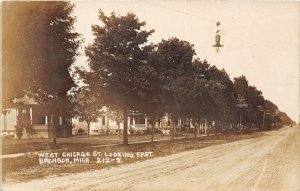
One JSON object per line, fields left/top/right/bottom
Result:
{"left": 81, "top": 11, "right": 155, "bottom": 144}
{"left": 15, "top": 111, "right": 31, "bottom": 139}
{"left": 277, "top": 111, "right": 295, "bottom": 126}
{"left": 192, "top": 60, "right": 236, "bottom": 131}
{"left": 233, "top": 75, "right": 250, "bottom": 130}
{"left": 154, "top": 38, "right": 195, "bottom": 139}
{"left": 233, "top": 75, "right": 283, "bottom": 131}
{"left": 246, "top": 86, "right": 264, "bottom": 129}
{"left": 137, "top": 47, "right": 165, "bottom": 142}
{"left": 107, "top": 109, "right": 123, "bottom": 137}
{"left": 263, "top": 99, "right": 280, "bottom": 129}
{"left": 3, "top": 1, "right": 81, "bottom": 106}
{"left": 3, "top": 1, "right": 82, "bottom": 142}
{"left": 72, "top": 88, "right": 103, "bottom": 137}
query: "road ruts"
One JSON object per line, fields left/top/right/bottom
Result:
{"left": 3, "top": 126, "right": 300, "bottom": 191}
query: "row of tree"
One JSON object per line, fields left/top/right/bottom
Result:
{"left": 74, "top": 11, "right": 294, "bottom": 144}
{"left": 3, "top": 2, "right": 294, "bottom": 144}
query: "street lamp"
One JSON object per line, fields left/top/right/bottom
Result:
{"left": 212, "top": 22, "right": 223, "bottom": 53}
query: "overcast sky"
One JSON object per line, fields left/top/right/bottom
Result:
{"left": 72, "top": 0, "right": 300, "bottom": 122}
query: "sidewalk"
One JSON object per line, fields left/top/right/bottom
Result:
{"left": 2, "top": 135, "right": 204, "bottom": 159}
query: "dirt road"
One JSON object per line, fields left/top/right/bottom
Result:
{"left": 3, "top": 127, "right": 300, "bottom": 191}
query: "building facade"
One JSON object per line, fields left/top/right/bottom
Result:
{"left": 1, "top": 101, "right": 72, "bottom": 139}
{"left": 72, "top": 112, "right": 148, "bottom": 135}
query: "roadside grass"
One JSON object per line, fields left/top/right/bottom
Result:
{"left": 2, "top": 134, "right": 174, "bottom": 155}
{"left": 2, "top": 131, "right": 266, "bottom": 183}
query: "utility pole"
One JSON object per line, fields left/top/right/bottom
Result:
{"left": 262, "top": 110, "right": 265, "bottom": 130}
{"left": 272, "top": 110, "right": 279, "bottom": 128}
{"left": 257, "top": 106, "right": 268, "bottom": 130}
{"left": 236, "top": 94, "right": 248, "bottom": 131}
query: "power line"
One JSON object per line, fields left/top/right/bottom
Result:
{"left": 223, "top": 32, "right": 296, "bottom": 54}
{"left": 140, "top": 0, "right": 216, "bottom": 25}
{"left": 141, "top": 0, "right": 297, "bottom": 54}
{"left": 222, "top": 30, "right": 296, "bottom": 46}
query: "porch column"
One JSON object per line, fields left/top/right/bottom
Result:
{"left": 15, "top": 108, "right": 18, "bottom": 126}
{"left": 127, "top": 116, "right": 131, "bottom": 134}
{"left": 45, "top": 115, "right": 48, "bottom": 125}
{"left": 128, "top": 117, "right": 131, "bottom": 126}
{"left": 59, "top": 116, "right": 63, "bottom": 125}
{"left": 132, "top": 116, "right": 135, "bottom": 128}
{"left": 50, "top": 114, "right": 53, "bottom": 125}
{"left": 29, "top": 107, "right": 33, "bottom": 125}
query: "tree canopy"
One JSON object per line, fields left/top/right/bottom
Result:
{"left": 73, "top": 10, "right": 294, "bottom": 142}
{"left": 72, "top": 87, "right": 103, "bottom": 137}
{"left": 80, "top": 11, "right": 155, "bottom": 144}
{"left": 3, "top": 4, "right": 294, "bottom": 143}
{"left": 3, "top": 1, "right": 81, "bottom": 112}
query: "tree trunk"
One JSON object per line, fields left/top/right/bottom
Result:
{"left": 193, "top": 122, "right": 198, "bottom": 138}
{"left": 52, "top": 114, "right": 56, "bottom": 144}
{"left": 193, "top": 120, "right": 200, "bottom": 138}
{"left": 151, "top": 121, "right": 154, "bottom": 142}
{"left": 204, "top": 118, "right": 208, "bottom": 136}
{"left": 194, "top": 121, "right": 197, "bottom": 138}
{"left": 53, "top": 127, "right": 56, "bottom": 143}
{"left": 188, "top": 118, "right": 191, "bottom": 133}
{"left": 87, "top": 122, "right": 90, "bottom": 137}
{"left": 123, "top": 110, "right": 128, "bottom": 145}
{"left": 118, "top": 122, "right": 120, "bottom": 137}
{"left": 172, "top": 120, "right": 175, "bottom": 140}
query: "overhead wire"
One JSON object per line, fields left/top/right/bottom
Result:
{"left": 140, "top": 0, "right": 298, "bottom": 54}
{"left": 222, "top": 32, "right": 295, "bottom": 54}
{"left": 140, "top": 0, "right": 216, "bottom": 29}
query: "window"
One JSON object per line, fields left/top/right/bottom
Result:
{"left": 178, "top": 119, "right": 181, "bottom": 125}
{"left": 78, "top": 128, "right": 84, "bottom": 133}
{"left": 135, "top": 115, "right": 145, "bottom": 124}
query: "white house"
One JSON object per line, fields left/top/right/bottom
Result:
{"left": 1, "top": 108, "right": 17, "bottom": 138}
{"left": 72, "top": 112, "right": 148, "bottom": 135}
{"left": 1, "top": 96, "right": 72, "bottom": 139}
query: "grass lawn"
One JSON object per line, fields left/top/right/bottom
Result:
{"left": 2, "top": 133, "right": 175, "bottom": 155}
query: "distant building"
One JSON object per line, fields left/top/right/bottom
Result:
{"left": 72, "top": 111, "right": 148, "bottom": 135}
{"left": 72, "top": 111, "right": 190, "bottom": 135}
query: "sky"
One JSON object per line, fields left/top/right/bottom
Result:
{"left": 71, "top": 0, "right": 300, "bottom": 122}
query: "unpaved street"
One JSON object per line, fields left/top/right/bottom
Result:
{"left": 3, "top": 127, "right": 300, "bottom": 191}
